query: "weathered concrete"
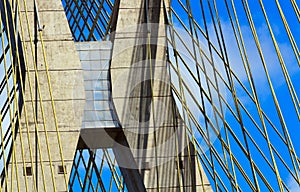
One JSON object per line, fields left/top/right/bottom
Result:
{"left": 6, "top": 0, "right": 85, "bottom": 191}
{"left": 110, "top": 0, "right": 212, "bottom": 191}
{"left": 5, "top": 0, "right": 212, "bottom": 191}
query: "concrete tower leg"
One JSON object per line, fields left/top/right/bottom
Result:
{"left": 110, "top": 0, "right": 212, "bottom": 191}
{"left": 6, "top": 0, "right": 85, "bottom": 191}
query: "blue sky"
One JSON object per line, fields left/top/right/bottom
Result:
{"left": 168, "top": 0, "right": 300, "bottom": 191}
{"left": 0, "top": 0, "right": 299, "bottom": 191}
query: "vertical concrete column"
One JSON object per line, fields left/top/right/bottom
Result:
{"left": 110, "top": 0, "right": 211, "bottom": 191}
{"left": 7, "top": 0, "right": 85, "bottom": 191}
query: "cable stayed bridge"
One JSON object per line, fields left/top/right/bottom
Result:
{"left": 0, "top": 0, "right": 299, "bottom": 191}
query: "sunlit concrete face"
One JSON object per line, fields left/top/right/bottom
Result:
{"left": 5, "top": 0, "right": 85, "bottom": 191}
{"left": 0, "top": 0, "right": 298, "bottom": 191}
